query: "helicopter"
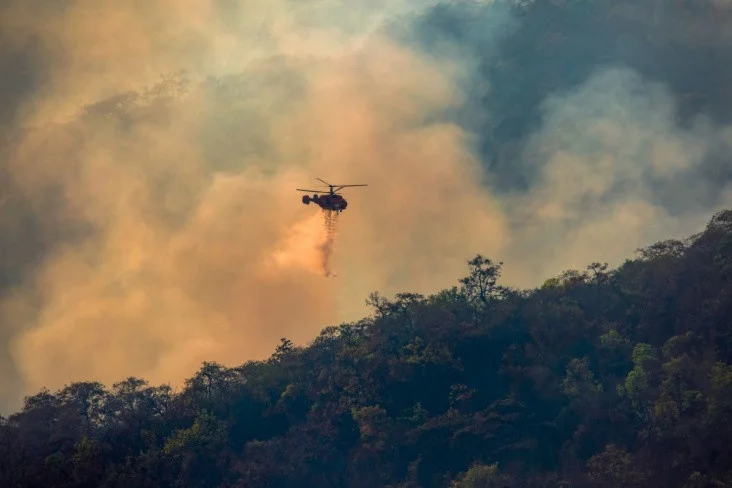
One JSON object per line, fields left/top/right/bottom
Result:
{"left": 296, "top": 178, "right": 367, "bottom": 213}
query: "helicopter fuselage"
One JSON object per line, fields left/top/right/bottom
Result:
{"left": 302, "top": 193, "right": 347, "bottom": 212}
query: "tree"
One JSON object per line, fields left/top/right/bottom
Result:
{"left": 586, "top": 444, "right": 649, "bottom": 488}
{"left": 459, "top": 255, "right": 507, "bottom": 321}
{"left": 450, "top": 463, "right": 504, "bottom": 488}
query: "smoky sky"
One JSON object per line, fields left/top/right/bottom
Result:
{"left": 394, "top": 0, "right": 732, "bottom": 194}
{"left": 1, "top": 0, "right": 732, "bottom": 413}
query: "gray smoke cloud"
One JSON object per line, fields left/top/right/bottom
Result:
{"left": 0, "top": 0, "right": 731, "bottom": 413}
{"left": 499, "top": 66, "right": 732, "bottom": 284}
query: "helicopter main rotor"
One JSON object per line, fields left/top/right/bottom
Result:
{"left": 296, "top": 177, "right": 367, "bottom": 195}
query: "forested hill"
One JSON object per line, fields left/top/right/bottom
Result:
{"left": 0, "top": 209, "right": 730, "bottom": 487}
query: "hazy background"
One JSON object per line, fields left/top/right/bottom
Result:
{"left": 1, "top": 0, "right": 731, "bottom": 413}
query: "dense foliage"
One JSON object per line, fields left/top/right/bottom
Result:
{"left": 2, "top": 209, "right": 731, "bottom": 487}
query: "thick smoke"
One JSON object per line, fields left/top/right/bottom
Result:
{"left": 1, "top": 0, "right": 731, "bottom": 413}
{"left": 390, "top": 0, "right": 732, "bottom": 283}
{"left": 500, "top": 66, "right": 732, "bottom": 284}
{"left": 0, "top": 0, "right": 509, "bottom": 412}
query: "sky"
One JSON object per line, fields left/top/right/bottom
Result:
{"left": 1, "top": 0, "right": 731, "bottom": 413}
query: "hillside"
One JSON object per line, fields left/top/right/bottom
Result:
{"left": 1, "top": 209, "right": 731, "bottom": 487}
